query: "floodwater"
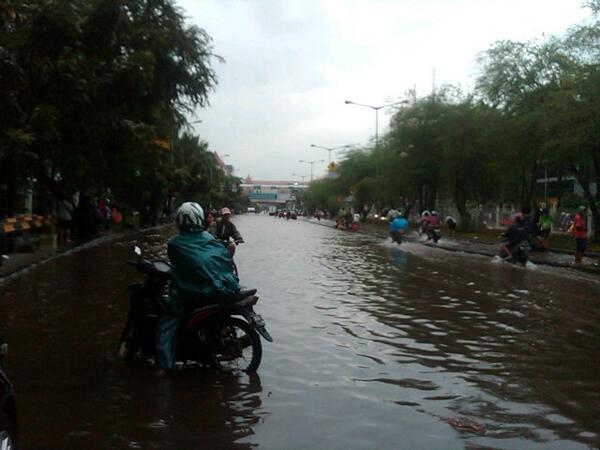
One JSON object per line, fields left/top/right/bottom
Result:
{"left": 1, "top": 215, "right": 600, "bottom": 449}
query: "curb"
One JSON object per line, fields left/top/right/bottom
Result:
{"left": 457, "top": 237, "right": 600, "bottom": 259}
{"left": 0, "top": 223, "right": 171, "bottom": 284}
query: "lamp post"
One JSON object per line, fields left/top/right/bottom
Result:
{"left": 344, "top": 99, "right": 409, "bottom": 150}
{"left": 310, "top": 144, "right": 351, "bottom": 165}
{"left": 220, "top": 153, "right": 231, "bottom": 184}
{"left": 292, "top": 173, "right": 307, "bottom": 184}
{"left": 299, "top": 159, "right": 324, "bottom": 182}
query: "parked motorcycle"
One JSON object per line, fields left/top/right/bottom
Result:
{"left": 118, "top": 246, "right": 272, "bottom": 373}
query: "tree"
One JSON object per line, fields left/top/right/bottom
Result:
{"left": 385, "top": 96, "right": 446, "bottom": 211}
{"left": 0, "top": 0, "right": 219, "bottom": 219}
{"left": 475, "top": 39, "right": 570, "bottom": 209}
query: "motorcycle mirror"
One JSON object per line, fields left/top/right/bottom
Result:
{"left": 134, "top": 246, "right": 142, "bottom": 256}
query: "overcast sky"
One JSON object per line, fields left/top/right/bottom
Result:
{"left": 178, "top": 0, "right": 589, "bottom": 181}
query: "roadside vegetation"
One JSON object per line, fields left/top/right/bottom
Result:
{"left": 0, "top": 0, "right": 242, "bottom": 224}
{"left": 302, "top": 1, "right": 600, "bottom": 242}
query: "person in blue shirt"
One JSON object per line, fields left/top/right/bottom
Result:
{"left": 156, "top": 202, "right": 241, "bottom": 376}
{"left": 389, "top": 212, "right": 409, "bottom": 244}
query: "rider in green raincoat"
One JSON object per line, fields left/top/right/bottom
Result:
{"left": 156, "top": 202, "right": 240, "bottom": 372}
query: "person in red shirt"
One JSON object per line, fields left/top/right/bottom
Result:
{"left": 571, "top": 205, "right": 588, "bottom": 265}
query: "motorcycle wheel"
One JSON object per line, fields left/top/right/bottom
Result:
{"left": 118, "top": 320, "right": 139, "bottom": 363}
{"left": 213, "top": 317, "right": 262, "bottom": 373}
{"left": 0, "top": 430, "right": 14, "bottom": 450}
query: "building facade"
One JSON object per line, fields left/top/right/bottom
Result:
{"left": 241, "top": 177, "right": 308, "bottom": 209}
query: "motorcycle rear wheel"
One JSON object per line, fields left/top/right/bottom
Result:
{"left": 0, "top": 430, "right": 14, "bottom": 450}
{"left": 213, "top": 317, "right": 262, "bottom": 373}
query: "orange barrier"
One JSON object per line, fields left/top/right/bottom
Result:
{"left": 2, "top": 218, "right": 16, "bottom": 234}
{"left": 2, "top": 214, "right": 52, "bottom": 234}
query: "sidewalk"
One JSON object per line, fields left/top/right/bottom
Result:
{"left": 0, "top": 223, "right": 172, "bottom": 283}
{"left": 305, "top": 218, "right": 600, "bottom": 274}
{"left": 0, "top": 233, "right": 118, "bottom": 282}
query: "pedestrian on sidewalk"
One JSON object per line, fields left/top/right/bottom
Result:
{"left": 76, "top": 194, "right": 99, "bottom": 239}
{"left": 57, "top": 196, "right": 74, "bottom": 243}
{"left": 445, "top": 216, "right": 457, "bottom": 233}
{"left": 537, "top": 207, "right": 552, "bottom": 250}
{"left": 571, "top": 205, "right": 588, "bottom": 265}
{"left": 111, "top": 204, "right": 123, "bottom": 226}
{"left": 560, "top": 212, "right": 572, "bottom": 232}
{"left": 98, "top": 199, "right": 110, "bottom": 231}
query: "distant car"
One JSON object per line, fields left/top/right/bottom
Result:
{"left": 289, "top": 210, "right": 298, "bottom": 220}
{"left": 246, "top": 207, "right": 256, "bottom": 213}
{"left": 0, "top": 338, "right": 17, "bottom": 448}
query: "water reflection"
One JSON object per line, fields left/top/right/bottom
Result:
{"left": 317, "top": 231, "right": 600, "bottom": 448}
{"left": 387, "top": 246, "right": 410, "bottom": 269}
{"left": 1, "top": 217, "right": 599, "bottom": 449}
{"left": 0, "top": 232, "right": 266, "bottom": 449}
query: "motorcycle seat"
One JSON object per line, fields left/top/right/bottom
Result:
{"left": 189, "top": 290, "right": 258, "bottom": 312}
{"left": 222, "top": 288, "right": 257, "bottom": 302}
{"left": 204, "top": 288, "right": 257, "bottom": 304}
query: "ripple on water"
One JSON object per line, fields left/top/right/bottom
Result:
{"left": 354, "top": 377, "right": 439, "bottom": 391}
{"left": 5, "top": 216, "right": 600, "bottom": 450}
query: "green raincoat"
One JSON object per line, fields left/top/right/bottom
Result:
{"left": 167, "top": 228, "right": 240, "bottom": 303}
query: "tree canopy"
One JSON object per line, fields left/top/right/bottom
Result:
{"left": 303, "top": 2, "right": 600, "bottom": 240}
{"left": 0, "top": 0, "right": 235, "bottom": 222}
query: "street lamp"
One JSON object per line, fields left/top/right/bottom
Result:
{"left": 344, "top": 99, "right": 409, "bottom": 149}
{"left": 310, "top": 144, "right": 351, "bottom": 165}
{"left": 220, "top": 153, "right": 234, "bottom": 178}
{"left": 292, "top": 173, "right": 308, "bottom": 184}
{"left": 299, "top": 159, "right": 324, "bottom": 182}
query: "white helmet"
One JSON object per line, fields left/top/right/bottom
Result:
{"left": 431, "top": 210, "right": 438, "bottom": 216}
{"left": 421, "top": 210, "right": 430, "bottom": 217}
{"left": 175, "top": 202, "right": 204, "bottom": 230}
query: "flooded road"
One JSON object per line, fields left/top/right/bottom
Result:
{"left": 1, "top": 215, "right": 600, "bottom": 449}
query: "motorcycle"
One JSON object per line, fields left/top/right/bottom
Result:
{"left": 0, "top": 337, "right": 17, "bottom": 449}
{"left": 219, "top": 238, "right": 243, "bottom": 277}
{"left": 427, "top": 227, "right": 441, "bottom": 243}
{"left": 118, "top": 246, "right": 272, "bottom": 373}
{"left": 390, "top": 230, "right": 406, "bottom": 244}
{"left": 500, "top": 241, "right": 530, "bottom": 265}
